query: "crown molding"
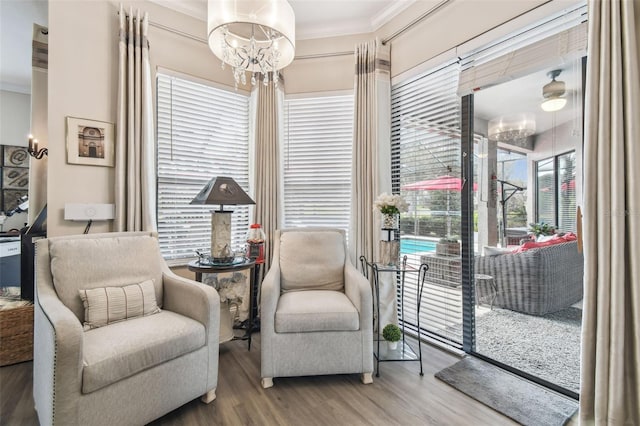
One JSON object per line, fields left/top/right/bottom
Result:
{"left": 148, "top": 0, "right": 206, "bottom": 21}
{"left": 371, "top": 0, "right": 417, "bottom": 31}
{"left": 148, "top": 0, "right": 419, "bottom": 40}
{"left": 297, "top": 20, "right": 374, "bottom": 40}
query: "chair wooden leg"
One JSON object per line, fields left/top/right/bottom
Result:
{"left": 201, "top": 389, "right": 216, "bottom": 404}
{"left": 261, "top": 377, "right": 274, "bottom": 389}
{"left": 361, "top": 373, "right": 373, "bottom": 384}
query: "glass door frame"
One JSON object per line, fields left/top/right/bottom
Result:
{"left": 459, "top": 93, "right": 580, "bottom": 401}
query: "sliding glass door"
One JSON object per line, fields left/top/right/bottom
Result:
{"left": 465, "top": 55, "right": 584, "bottom": 397}
{"left": 391, "top": 2, "right": 587, "bottom": 399}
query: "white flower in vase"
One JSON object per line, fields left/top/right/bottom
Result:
{"left": 374, "top": 193, "right": 409, "bottom": 229}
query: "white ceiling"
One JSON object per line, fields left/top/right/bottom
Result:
{"left": 474, "top": 64, "right": 582, "bottom": 136}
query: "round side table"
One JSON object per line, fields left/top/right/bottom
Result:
{"left": 475, "top": 274, "right": 497, "bottom": 310}
{"left": 187, "top": 259, "right": 261, "bottom": 350}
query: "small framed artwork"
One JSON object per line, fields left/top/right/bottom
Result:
{"left": 66, "top": 117, "right": 115, "bottom": 167}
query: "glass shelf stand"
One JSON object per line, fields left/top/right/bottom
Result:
{"left": 360, "top": 255, "right": 429, "bottom": 377}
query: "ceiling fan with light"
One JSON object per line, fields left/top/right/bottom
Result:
{"left": 540, "top": 69, "right": 567, "bottom": 112}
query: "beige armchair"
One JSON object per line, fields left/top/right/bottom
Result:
{"left": 33, "top": 232, "right": 220, "bottom": 426}
{"left": 260, "top": 228, "right": 373, "bottom": 388}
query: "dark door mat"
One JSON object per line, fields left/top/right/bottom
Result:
{"left": 435, "top": 357, "right": 578, "bottom": 425}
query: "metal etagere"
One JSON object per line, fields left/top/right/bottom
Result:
{"left": 360, "top": 255, "right": 428, "bottom": 377}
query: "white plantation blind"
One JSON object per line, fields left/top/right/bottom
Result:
{"left": 536, "top": 151, "right": 576, "bottom": 232}
{"left": 557, "top": 151, "right": 576, "bottom": 232}
{"left": 536, "top": 157, "right": 556, "bottom": 226}
{"left": 283, "top": 94, "right": 354, "bottom": 231}
{"left": 156, "top": 73, "right": 250, "bottom": 261}
{"left": 457, "top": 5, "right": 587, "bottom": 95}
{"left": 391, "top": 60, "right": 464, "bottom": 346}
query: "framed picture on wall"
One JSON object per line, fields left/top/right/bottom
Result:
{"left": 66, "top": 116, "right": 115, "bottom": 167}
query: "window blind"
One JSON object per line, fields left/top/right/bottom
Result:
{"left": 156, "top": 73, "right": 250, "bottom": 261}
{"left": 536, "top": 157, "right": 556, "bottom": 226}
{"left": 536, "top": 151, "right": 576, "bottom": 232}
{"left": 391, "top": 1, "right": 586, "bottom": 351}
{"left": 282, "top": 94, "right": 354, "bottom": 231}
{"left": 391, "top": 60, "right": 464, "bottom": 346}
{"left": 557, "top": 151, "right": 576, "bottom": 232}
{"left": 457, "top": 5, "right": 587, "bottom": 96}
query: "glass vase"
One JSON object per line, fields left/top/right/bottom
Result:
{"left": 382, "top": 213, "right": 398, "bottom": 230}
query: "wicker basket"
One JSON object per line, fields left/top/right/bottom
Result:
{"left": 0, "top": 304, "right": 34, "bottom": 366}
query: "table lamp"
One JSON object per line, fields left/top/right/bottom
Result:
{"left": 190, "top": 176, "right": 255, "bottom": 261}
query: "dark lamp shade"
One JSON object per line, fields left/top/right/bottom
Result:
{"left": 190, "top": 176, "right": 255, "bottom": 208}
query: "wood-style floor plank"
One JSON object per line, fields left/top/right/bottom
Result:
{"left": 0, "top": 334, "right": 518, "bottom": 425}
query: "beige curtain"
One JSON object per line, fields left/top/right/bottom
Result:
{"left": 350, "top": 39, "right": 391, "bottom": 264}
{"left": 252, "top": 77, "right": 281, "bottom": 273}
{"left": 115, "top": 6, "right": 156, "bottom": 232}
{"left": 580, "top": 1, "right": 640, "bottom": 424}
{"left": 351, "top": 39, "right": 393, "bottom": 330}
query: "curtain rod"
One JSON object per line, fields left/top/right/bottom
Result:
{"left": 381, "top": 0, "right": 452, "bottom": 45}
{"left": 119, "top": 0, "right": 454, "bottom": 59}
{"left": 294, "top": 51, "right": 353, "bottom": 60}
{"left": 118, "top": 10, "right": 208, "bottom": 45}
{"left": 151, "top": 20, "right": 208, "bottom": 44}
{"left": 294, "top": 1, "right": 453, "bottom": 59}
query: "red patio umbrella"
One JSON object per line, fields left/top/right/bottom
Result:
{"left": 401, "top": 175, "right": 478, "bottom": 191}
{"left": 401, "top": 175, "right": 477, "bottom": 236}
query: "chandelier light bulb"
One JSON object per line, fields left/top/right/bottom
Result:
{"left": 488, "top": 113, "right": 536, "bottom": 143}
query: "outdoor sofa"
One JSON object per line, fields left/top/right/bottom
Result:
{"left": 475, "top": 239, "right": 583, "bottom": 315}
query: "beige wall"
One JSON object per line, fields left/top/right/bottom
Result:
{"left": 47, "top": 0, "right": 571, "bottom": 237}
{"left": 283, "top": 33, "right": 370, "bottom": 94}
{"left": 284, "top": 0, "right": 549, "bottom": 94}
{"left": 47, "top": 0, "right": 236, "bottom": 237}
{"left": 48, "top": 0, "right": 116, "bottom": 236}
{"left": 380, "top": 0, "right": 549, "bottom": 78}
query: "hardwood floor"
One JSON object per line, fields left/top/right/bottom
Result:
{"left": 0, "top": 335, "right": 518, "bottom": 425}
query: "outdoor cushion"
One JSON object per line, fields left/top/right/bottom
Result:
{"left": 81, "top": 310, "right": 205, "bottom": 394}
{"left": 275, "top": 290, "right": 359, "bottom": 333}
{"left": 514, "top": 232, "right": 578, "bottom": 253}
{"left": 483, "top": 246, "right": 515, "bottom": 256}
{"left": 279, "top": 231, "right": 345, "bottom": 292}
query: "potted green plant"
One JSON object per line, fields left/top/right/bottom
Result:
{"left": 382, "top": 323, "right": 402, "bottom": 350}
{"left": 528, "top": 222, "right": 556, "bottom": 240}
{"left": 436, "top": 236, "right": 460, "bottom": 256}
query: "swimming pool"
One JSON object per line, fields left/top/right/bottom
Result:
{"left": 400, "top": 238, "right": 437, "bottom": 254}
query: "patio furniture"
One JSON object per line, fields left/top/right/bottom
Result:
{"left": 474, "top": 241, "right": 583, "bottom": 315}
{"left": 475, "top": 274, "right": 497, "bottom": 309}
{"left": 33, "top": 232, "right": 220, "bottom": 426}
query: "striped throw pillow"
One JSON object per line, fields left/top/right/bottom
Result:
{"left": 78, "top": 279, "right": 161, "bottom": 331}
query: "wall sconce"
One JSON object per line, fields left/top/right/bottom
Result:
{"left": 28, "top": 134, "right": 48, "bottom": 159}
